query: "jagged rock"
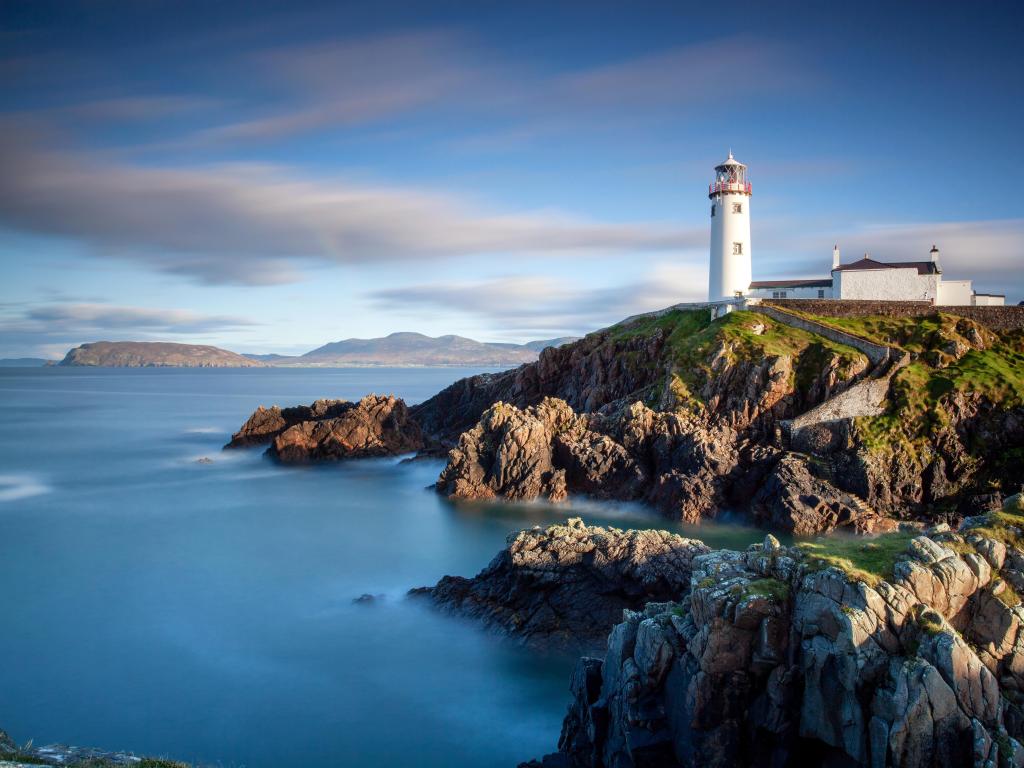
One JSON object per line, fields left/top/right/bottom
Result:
{"left": 414, "top": 517, "right": 709, "bottom": 650}
{"left": 225, "top": 398, "right": 352, "bottom": 448}
{"left": 436, "top": 398, "right": 582, "bottom": 501}
{"left": 436, "top": 397, "right": 747, "bottom": 524}
{"left": 751, "top": 453, "right": 882, "bottom": 535}
{"left": 269, "top": 394, "right": 424, "bottom": 462}
{"left": 525, "top": 517, "right": 1024, "bottom": 767}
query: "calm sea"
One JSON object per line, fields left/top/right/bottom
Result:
{"left": 0, "top": 367, "right": 762, "bottom": 767}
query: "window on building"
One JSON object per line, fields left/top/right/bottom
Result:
{"left": 818, "top": 289, "right": 825, "bottom": 299}
{"left": 772, "top": 291, "right": 788, "bottom": 299}
{"left": 732, "top": 203, "right": 742, "bottom": 214}
{"left": 732, "top": 242, "right": 743, "bottom": 255}
{"left": 711, "top": 204, "right": 716, "bottom": 217}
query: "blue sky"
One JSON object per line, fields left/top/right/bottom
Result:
{"left": 1, "top": 0, "right": 1022, "bottom": 358}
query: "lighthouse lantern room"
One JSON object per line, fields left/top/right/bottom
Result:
{"left": 707, "top": 151, "right": 753, "bottom": 300}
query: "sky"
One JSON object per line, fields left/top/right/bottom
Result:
{"left": 1, "top": 0, "right": 1022, "bottom": 358}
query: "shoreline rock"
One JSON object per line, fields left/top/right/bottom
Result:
{"left": 415, "top": 517, "right": 709, "bottom": 651}
{"left": 517, "top": 497, "right": 1024, "bottom": 767}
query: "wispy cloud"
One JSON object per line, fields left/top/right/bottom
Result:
{"left": 555, "top": 37, "right": 813, "bottom": 109}
{"left": 368, "top": 262, "right": 708, "bottom": 337}
{"left": 190, "top": 30, "right": 476, "bottom": 143}
{"left": 0, "top": 302, "right": 257, "bottom": 358}
{"left": 0, "top": 132, "right": 700, "bottom": 285}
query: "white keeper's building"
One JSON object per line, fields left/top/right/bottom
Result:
{"left": 706, "top": 152, "right": 1005, "bottom": 306}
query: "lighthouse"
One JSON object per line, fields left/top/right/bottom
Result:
{"left": 707, "top": 151, "right": 753, "bottom": 300}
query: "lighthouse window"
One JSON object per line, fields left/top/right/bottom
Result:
{"left": 732, "top": 242, "right": 743, "bottom": 255}
{"left": 732, "top": 203, "right": 742, "bottom": 214}
{"left": 711, "top": 204, "right": 716, "bottom": 217}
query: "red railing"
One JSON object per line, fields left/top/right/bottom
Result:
{"left": 708, "top": 181, "right": 752, "bottom": 196}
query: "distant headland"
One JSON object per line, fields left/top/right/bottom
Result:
{"left": 57, "top": 333, "right": 579, "bottom": 368}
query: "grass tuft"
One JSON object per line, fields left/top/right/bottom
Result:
{"left": 797, "top": 531, "right": 917, "bottom": 587}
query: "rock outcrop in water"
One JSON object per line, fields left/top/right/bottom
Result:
{"left": 226, "top": 394, "right": 426, "bottom": 461}
{"left": 506, "top": 495, "right": 1024, "bottom": 768}
{"left": 416, "top": 518, "right": 709, "bottom": 651}
{"left": 226, "top": 398, "right": 351, "bottom": 447}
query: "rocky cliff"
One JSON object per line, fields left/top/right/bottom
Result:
{"left": 227, "top": 307, "right": 1023, "bottom": 532}
{"left": 472, "top": 495, "right": 1024, "bottom": 768}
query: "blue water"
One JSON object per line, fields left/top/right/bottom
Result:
{"left": 0, "top": 367, "right": 763, "bottom": 767}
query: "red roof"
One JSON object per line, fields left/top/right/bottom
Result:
{"left": 833, "top": 257, "right": 939, "bottom": 275}
{"left": 749, "top": 278, "right": 833, "bottom": 289}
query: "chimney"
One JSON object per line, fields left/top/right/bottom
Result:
{"left": 832, "top": 244, "right": 840, "bottom": 270}
{"left": 930, "top": 244, "right": 940, "bottom": 264}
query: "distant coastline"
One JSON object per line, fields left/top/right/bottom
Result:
{"left": 54, "top": 333, "right": 579, "bottom": 368}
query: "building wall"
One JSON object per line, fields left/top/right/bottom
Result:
{"left": 748, "top": 284, "right": 833, "bottom": 300}
{"left": 973, "top": 294, "right": 1006, "bottom": 307}
{"left": 708, "top": 191, "right": 752, "bottom": 299}
{"left": 937, "top": 279, "right": 974, "bottom": 306}
{"left": 834, "top": 268, "right": 938, "bottom": 302}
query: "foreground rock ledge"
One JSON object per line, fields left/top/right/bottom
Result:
{"left": 225, "top": 394, "right": 425, "bottom": 461}
{"left": 518, "top": 496, "right": 1024, "bottom": 768}
{"left": 414, "top": 517, "right": 709, "bottom": 651}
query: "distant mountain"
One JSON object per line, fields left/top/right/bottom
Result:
{"left": 56, "top": 334, "right": 580, "bottom": 368}
{"left": 60, "top": 341, "right": 263, "bottom": 368}
{"left": 0, "top": 357, "right": 53, "bottom": 367}
{"left": 299, "top": 332, "right": 540, "bottom": 367}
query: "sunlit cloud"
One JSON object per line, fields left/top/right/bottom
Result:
{"left": 0, "top": 133, "right": 700, "bottom": 286}
{"left": 368, "top": 262, "right": 708, "bottom": 337}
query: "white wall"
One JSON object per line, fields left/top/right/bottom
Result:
{"left": 973, "top": 294, "right": 1006, "bottom": 306}
{"left": 748, "top": 284, "right": 833, "bottom": 299}
{"left": 835, "top": 268, "right": 938, "bottom": 302}
{"left": 708, "top": 191, "right": 752, "bottom": 300}
{"left": 937, "top": 279, "right": 974, "bottom": 306}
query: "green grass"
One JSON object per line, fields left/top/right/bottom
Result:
{"left": 963, "top": 503, "right": 1024, "bottom": 552}
{"left": 609, "top": 307, "right": 713, "bottom": 342}
{"left": 741, "top": 577, "right": 791, "bottom": 602}
{"left": 853, "top": 323, "right": 1024, "bottom": 457}
{"left": 797, "top": 531, "right": 917, "bottom": 587}
{"left": 993, "top": 576, "right": 1022, "bottom": 608}
{"left": 612, "top": 309, "right": 867, "bottom": 412}
{"left": 914, "top": 606, "right": 945, "bottom": 635}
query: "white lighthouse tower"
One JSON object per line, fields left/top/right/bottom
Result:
{"left": 707, "top": 151, "right": 753, "bottom": 300}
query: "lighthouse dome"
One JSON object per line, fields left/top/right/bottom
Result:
{"left": 715, "top": 150, "right": 746, "bottom": 169}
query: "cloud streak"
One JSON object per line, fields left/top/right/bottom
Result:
{"left": 368, "top": 263, "right": 709, "bottom": 337}
{"left": 0, "top": 302, "right": 258, "bottom": 358}
{"left": 0, "top": 133, "right": 701, "bottom": 285}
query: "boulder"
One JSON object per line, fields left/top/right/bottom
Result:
{"left": 269, "top": 394, "right": 425, "bottom": 462}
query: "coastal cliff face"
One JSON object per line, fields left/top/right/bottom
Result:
{"left": 430, "top": 309, "right": 1023, "bottom": 530}
{"left": 411, "top": 309, "right": 868, "bottom": 444}
{"left": 227, "top": 308, "right": 1024, "bottom": 530}
{"left": 447, "top": 496, "right": 1024, "bottom": 768}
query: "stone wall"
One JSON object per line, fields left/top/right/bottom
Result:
{"left": 764, "top": 299, "right": 1024, "bottom": 332}
{"left": 749, "top": 304, "right": 893, "bottom": 365}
